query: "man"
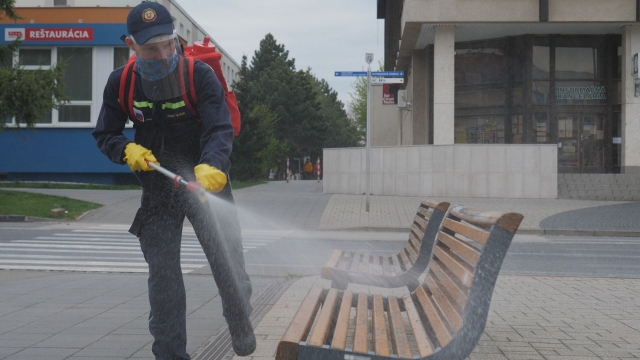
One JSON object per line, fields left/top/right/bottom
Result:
{"left": 92, "top": 2, "right": 255, "bottom": 358}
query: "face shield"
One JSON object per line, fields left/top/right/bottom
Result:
{"left": 131, "top": 30, "right": 186, "bottom": 101}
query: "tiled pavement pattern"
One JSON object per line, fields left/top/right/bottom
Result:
{"left": 319, "top": 194, "right": 629, "bottom": 232}
{"left": 231, "top": 275, "right": 640, "bottom": 360}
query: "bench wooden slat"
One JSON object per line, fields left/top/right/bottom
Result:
{"left": 277, "top": 287, "right": 324, "bottom": 359}
{"left": 349, "top": 253, "right": 363, "bottom": 272}
{"left": 371, "top": 255, "right": 383, "bottom": 276}
{"left": 442, "top": 218, "right": 490, "bottom": 245}
{"left": 409, "top": 230, "right": 422, "bottom": 250}
{"left": 321, "top": 249, "right": 344, "bottom": 279}
{"left": 391, "top": 255, "right": 402, "bottom": 275}
{"left": 308, "top": 288, "right": 339, "bottom": 347}
{"left": 415, "top": 285, "right": 452, "bottom": 347}
{"left": 387, "top": 295, "right": 412, "bottom": 359}
{"left": 372, "top": 294, "right": 390, "bottom": 356}
{"left": 426, "top": 274, "right": 463, "bottom": 331}
{"left": 398, "top": 249, "right": 412, "bottom": 269}
{"left": 354, "top": 293, "right": 369, "bottom": 354}
{"left": 404, "top": 242, "right": 419, "bottom": 264}
{"left": 402, "top": 293, "right": 435, "bottom": 357}
{"left": 413, "top": 216, "right": 428, "bottom": 232}
{"left": 433, "top": 245, "right": 474, "bottom": 288}
{"left": 382, "top": 255, "right": 393, "bottom": 277}
{"left": 330, "top": 290, "right": 353, "bottom": 350}
{"left": 337, "top": 251, "right": 354, "bottom": 271}
{"left": 362, "top": 254, "right": 373, "bottom": 274}
{"left": 437, "top": 231, "right": 480, "bottom": 265}
{"left": 430, "top": 259, "right": 468, "bottom": 310}
{"left": 449, "top": 206, "right": 523, "bottom": 234}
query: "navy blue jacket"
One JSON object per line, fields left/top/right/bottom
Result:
{"left": 92, "top": 58, "right": 233, "bottom": 173}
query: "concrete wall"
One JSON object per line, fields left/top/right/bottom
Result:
{"left": 558, "top": 174, "right": 640, "bottom": 201}
{"left": 402, "top": 0, "right": 635, "bottom": 23}
{"left": 323, "top": 145, "right": 558, "bottom": 199}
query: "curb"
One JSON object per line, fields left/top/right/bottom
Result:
{"left": 517, "top": 229, "right": 640, "bottom": 237}
{"left": 0, "top": 215, "right": 56, "bottom": 223}
{"left": 324, "top": 226, "right": 640, "bottom": 238}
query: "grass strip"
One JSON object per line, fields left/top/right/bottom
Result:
{"left": 0, "top": 190, "right": 102, "bottom": 220}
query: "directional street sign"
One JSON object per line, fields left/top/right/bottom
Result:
{"left": 334, "top": 71, "right": 368, "bottom": 77}
{"left": 371, "top": 71, "right": 404, "bottom": 77}
{"left": 334, "top": 71, "right": 405, "bottom": 78}
{"left": 370, "top": 77, "right": 404, "bottom": 84}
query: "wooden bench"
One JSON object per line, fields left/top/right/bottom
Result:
{"left": 276, "top": 205, "right": 523, "bottom": 360}
{"left": 321, "top": 200, "right": 450, "bottom": 291}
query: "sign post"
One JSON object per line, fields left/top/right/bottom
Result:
{"left": 334, "top": 64, "right": 404, "bottom": 212}
{"left": 365, "top": 53, "right": 373, "bottom": 212}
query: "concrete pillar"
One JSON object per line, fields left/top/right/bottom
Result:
{"left": 622, "top": 25, "right": 640, "bottom": 174}
{"left": 412, "top": 50, "right": 429, "bottom": 145}
{"left": 433, "top": 25, "right": 455, "bottom": 145}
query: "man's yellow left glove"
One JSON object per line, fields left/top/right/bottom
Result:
{"left": 194, "top": 164, "right": 227, "bottom": 193}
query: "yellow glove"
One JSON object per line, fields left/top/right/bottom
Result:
{"left": 123, "top": 143, "right": 158, "bottom": 172}
{"left": 194, "top": 164, "right": 227, "bottom": 192}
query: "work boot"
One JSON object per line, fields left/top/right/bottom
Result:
{"left": 227, "top": 317, "right": 256, "bottom": 356}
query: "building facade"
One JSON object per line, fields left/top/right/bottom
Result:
{"left": 375, "top": 0, "right": 640, "bottom": 176}
{"left": 0, "top": 0, "right": 239, "bottom": 184}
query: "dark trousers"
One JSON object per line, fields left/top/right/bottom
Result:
{"left": 130, "top": 171, "right": 253, "bottom": 360}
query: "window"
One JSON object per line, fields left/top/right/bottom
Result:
{"left": 180, "top": 23, "right": 184, "bottom": 37}
{"left": 19, "top": 49, "right": 51, "bottom": 66}
{"left": 14, "top": 49, "right": 54, "bottom": 124}
{"left": 186, "top": 29, "right": 191, "bottom": 44}
{"left": 57, "top": 47, "right": 92, "bottom": 122}
{"left": 114, "top": 47, "right": 130, "bottom": 69}
{"left": 53, "top": 0, "right": 67, "bottom": 6}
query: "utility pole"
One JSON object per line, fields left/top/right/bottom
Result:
{"left": 365, "top": 53, "right": 373, "bottom": 212}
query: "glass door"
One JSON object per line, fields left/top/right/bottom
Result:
{"left": 558, "top": 114, "right": 605, "bottom": 172}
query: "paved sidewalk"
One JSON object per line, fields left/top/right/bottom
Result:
{"left": 2, "top": 181, "right": 640, "bottom": 360}
{"left": 232, "top": 275, "right": 640, "bottom": 360}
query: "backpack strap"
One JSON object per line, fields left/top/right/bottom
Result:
{"left": 118, "top": 60, "right": 137, "bottom": 119}
{"left": 179, "top": 56, "right": 198, "bottom": 118}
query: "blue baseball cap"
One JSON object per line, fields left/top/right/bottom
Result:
{"left": 127, "top": 2, "right": 174, "bottom": 45}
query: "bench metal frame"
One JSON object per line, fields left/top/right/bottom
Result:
{"left": 323, "top": 200, "right": 450, "bottom": 291}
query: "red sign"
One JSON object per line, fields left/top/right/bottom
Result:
{"left": 383, "top": 84, "right": 395, "bottom": 105}
{"left": 25, "top": 28, "right": 94, "bottom": 41}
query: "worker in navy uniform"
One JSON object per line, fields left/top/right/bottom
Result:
{"left": 92, "top": 2, "right": 254, "bottom": 358}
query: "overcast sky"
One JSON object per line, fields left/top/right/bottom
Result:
{"left": 176, "top": 0, "right": 384, "bottom": 112}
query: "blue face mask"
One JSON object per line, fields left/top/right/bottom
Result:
{"left": 136, "top": 51, "right": 178, "bottom": 81}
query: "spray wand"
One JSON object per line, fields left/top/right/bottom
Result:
{"left": 145, "top": 161, "right": 208, "bottom": 202}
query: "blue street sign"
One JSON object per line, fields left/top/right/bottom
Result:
{"left": 371, "top": 71, "right": 404, "bottom": 77}
{"left": 335, "top": 71, "right": 368, "bottom": 77}
{"left": 335, "top": 71, "right": 405, "bottom": 77}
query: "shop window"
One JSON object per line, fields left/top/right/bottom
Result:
{"left": 511, "top": 114, "right": 523, "bottom": 144}
{"left": 555, "top": 47, "right": 597, "bottom": 80}
{"left": 533, "top": 113, "right": 550, "bottom": 143}
{"left": 455, "top": 116, "right": 505, "bottom": 144}
{"left": 19, "top": 49, "right": 51, "bottom": 66}
{"left": 532, "top": 46, "right": 550, "bottom": 79}
{"left": 532, "top": 81, "right": 550, "bottom": 104}
{"left": 57, "top": 47, "right": 92, "bottom": 122}
{"left": 113, "top": 47, "right": 130, "bottom": 70}
{"left": 455, "top": 48, "right": 506, "bottom": 85}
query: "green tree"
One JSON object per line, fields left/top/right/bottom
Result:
{"left": 0, "top": 0, "right": 68, "bottom": 131}
{"left": 232, "top": 33, "right": 358, "bottom": 180}
{"left": 348, "top": 63, "right": 385, "bottom": 144}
